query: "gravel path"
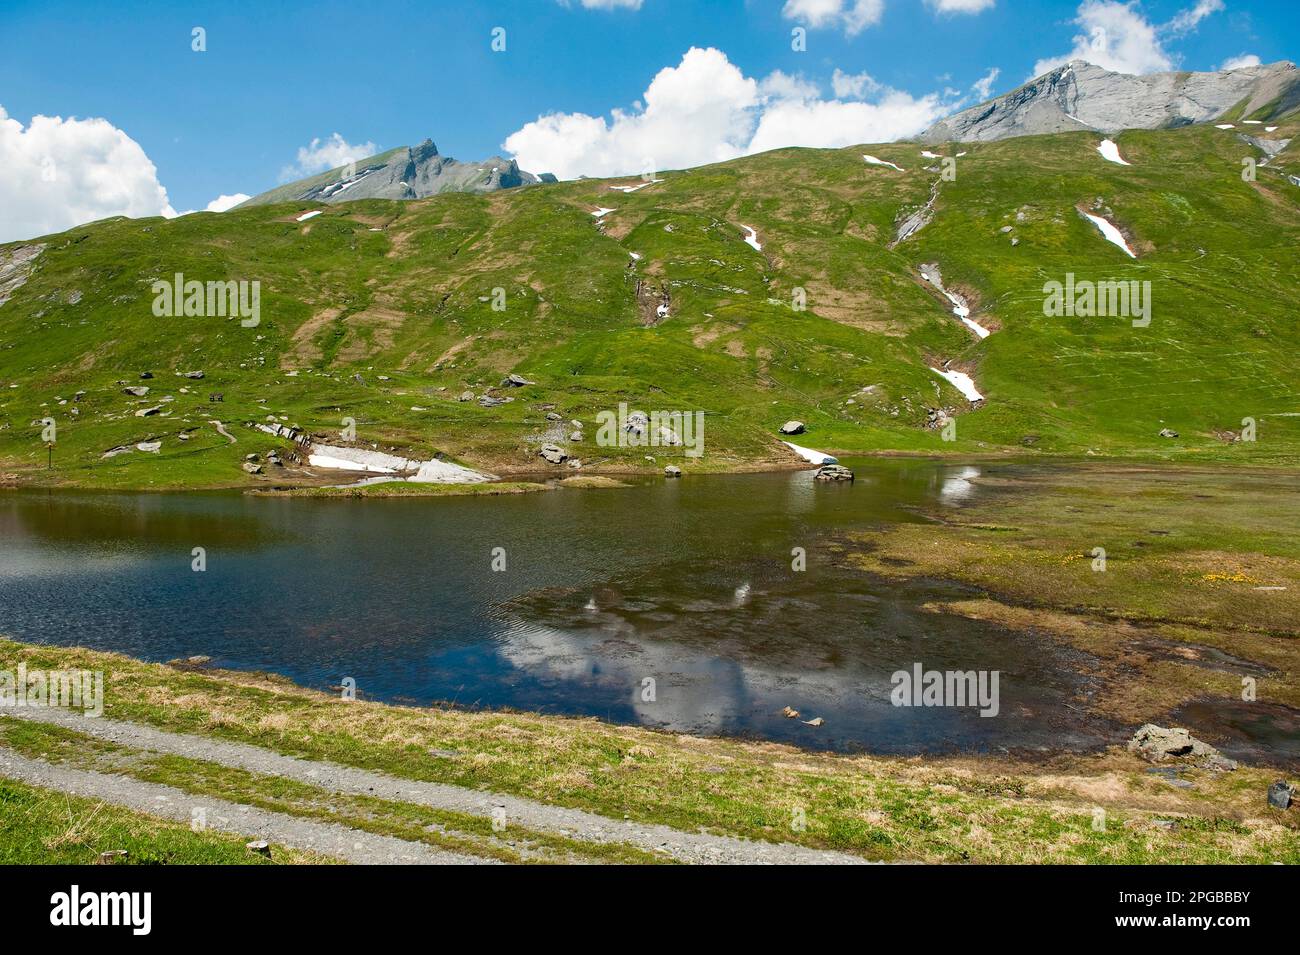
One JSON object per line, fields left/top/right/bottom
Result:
{"left": 4, "top": 708, "right": 870, "bottom": 865}
{"left": 0, "top": 747, "right": 491, "bottom": 865}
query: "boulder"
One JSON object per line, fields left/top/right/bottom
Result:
{"left": 664, "top": 465, "right": 681, "bottom": 477}
{"left": 180, "top": 370, "right": 205, "bottom": 379}
{"left": 545, "top": 412, "right": 562, "bottom": 421}
{"left": 814, "top": 464, "right": 855, "bottom": 482}
{"left": 780, "top": 420, "right": 806, "bottom": 435}
{"left": 538, "top": 444, "right": 568, "bottom": 464}
{"left": 457, "top": 391, "right": 474, "bottom": 402}
{"left": 1158, "top": 428, "right": 1179, "bottom": 438}
{"left": 625, "top": 411, "right": 649, "bottom": 437}
{"left": 123, "top": 386, "right": 150, "bottom": 397}
{"left": 502, "top": 373, "right": 534, "bottom": 387}
{"left": 241, "top": 461, "right": 262, "bottom": 474}
{"left": 139, "top": 371, "right": 153, "bottom": 380}
{"left": 135, "top": 405, "right": 162, "bottom": 417}
{"left": 1127, "top": 724, "right": 1224, "bottom": 765}
{"left": 1267, "top": 780, "right": 1294, "bottom": 810}
{"left": 569, "top": 431, "right": 583, "bottom": 442}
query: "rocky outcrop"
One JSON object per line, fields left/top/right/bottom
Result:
{"left": 814, "top": 464, "right": 854, "bottom": 482}
{"left": 240, "top": 139, "right": 552, "bottom": 208}
{"left": 1127, "top": 724, "right": 1237, "bottom": 770}
{"left": 0, "top": 244, "right": 44, "bottom": 308}
{"left": 922, "top": 60, "right": 1300, "bottom": 144}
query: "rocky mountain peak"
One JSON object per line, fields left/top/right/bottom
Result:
{"left": 922, "top": 59, "right": 1300, "bottom": 144}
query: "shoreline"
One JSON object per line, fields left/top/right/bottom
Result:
{"left": 5, "top": 447, "right": 1299, "bottom": 494}
{"left": 1, "top": 636, "right": 1294, "bottom": 864}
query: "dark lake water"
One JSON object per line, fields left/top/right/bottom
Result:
{"left": 0, "top": 460, "right": 1118, "bottom": 755}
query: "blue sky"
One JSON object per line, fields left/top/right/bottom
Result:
{"left": 0, "top": 0, "right": 1294, "bottom": 237}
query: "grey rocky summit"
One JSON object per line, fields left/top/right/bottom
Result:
{"left": 241, "top": 139, "right": 556, "bottom": 208}
{"left": 922, "top": 59, "right": 1300, "bottom": 143}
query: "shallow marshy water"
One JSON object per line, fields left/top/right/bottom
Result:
{"left": 0, "top": 459, "right": 1214, "bottom": 755}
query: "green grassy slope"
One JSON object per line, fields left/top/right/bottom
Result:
{"left": 1, "top": 123, "right": 1297, "bottom": 489}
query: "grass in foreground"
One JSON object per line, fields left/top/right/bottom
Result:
{"left": 1, "top": 639, "right": 1295, "bottom": 863}
{"left": 0, "top": 720, "right": 668, "bottom": 865}
{"left": 0, "top": 775, "right": 322, "bottom": 865}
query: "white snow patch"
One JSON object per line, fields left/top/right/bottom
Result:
{"left": 629, "top": 251, "right": 642, "bottom": 260}
{"left": 920, "top": 266, "right": 990, "bottom": 339}
{"left": 920, "top": 150, "right": 941, "bottom": 159}
{"left": 308, "top": 442, "right": 493, "bottom": 485}
{"left": 930, "top": 367, "right": 984, "bottom": 402}
{"left": 1266, "top": 126, "right": 1279, "bottom": 132}
{"left": 863, "top": 154, "right": 904, "bottom": 172}
{"left": 591, "top": 207, "right": 616, "bottom": 220}
{"left": 1082, "top": 211, "right": 1136, "bottom": 258}
{"left": 1097, "top": 139, "right": 1131, "bottom": 165}
{"left": 740, "top": 224, "right": 762, "bottom": 252}
{"left": 296, "top": 210, "right": 322, "bottom": 222}
{"left": 782, "top": 441, "right": 838, "bottom": 466}
{"left": 1243, "top": 120, "right": 1263, "bottom": 125}
{"left": 1215, "top": 124, "right": 1235, "bottom": 129}
{"left": 608, "top": 178, "right": 663, "bottom": 193}
{"left": 308, "top": 446, "right": 412, "bottom": 472}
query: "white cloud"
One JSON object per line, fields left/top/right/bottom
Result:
{"left": 0, "top": 105, "right": 180, "bottom": 243}
{"left": 1166, "top": 0, "right": 1223, "bottom": 35}
{"left": 971, "top": 67, "right": 1001, "bottom": 99}
{"left": 832, "top": 69, "right": 882, "bottom": 99}
{"left": 559, "top": 0, "right": 642, "bottom": 8}
{"left": 281, "top": 132, "right": 378, "bottom": 181}
{"left": 1032, "top": 1, "right": 1173, "bottom": 77}
{"left": 782, "top": 0, "right": 885, "bottom": 36}
{"left": 204, "top": 193, "right": 250, "bottom": 212}
{"left": 927, "top": 0, "right": 996, "bottom": 13}
{"left": 759, "top": 70, "right": 822, "bottom": 102}
{"left": 503, "top": 47, "right": 948, "bottom": 180}
{"left": 1219, "top": 53, "right": 1261, "bottom": 71}
{"left": 504, "top": 48, "right": 757, "bottom": 179}
{"left": 748, "top": 90, "right": 945, "bottom": 154}
{"left": 1032, "top": 0, "right": 1230, "bottom": 79}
